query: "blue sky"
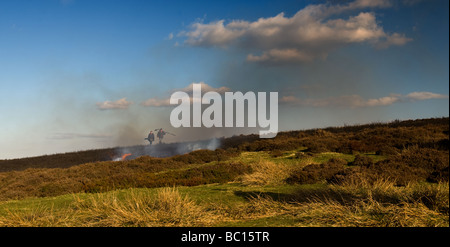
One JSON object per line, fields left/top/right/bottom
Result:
{"left": 0, "top": 0, "right": 448, "bottom": 159}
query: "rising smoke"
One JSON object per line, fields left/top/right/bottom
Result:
{"left": 112, "top": 137, "right": 221, "bottom": 161}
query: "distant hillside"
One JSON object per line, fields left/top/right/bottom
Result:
{"left": 0, "top": 139, "right": 219, "bottom": 172}
{"left": 0, "top": 148, "right": 116, "bottom": 172}
{"left": 0, "top": 117, "right": 448, "bottom": 173}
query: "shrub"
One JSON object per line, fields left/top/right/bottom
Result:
{"left": 351, "top": 155, "right": 374, "bottom": 167}
{"left": 305, "top": 141, "right": 330, "bottom": 153}
{"left": 286, "top": 158, "right": 347, "bottom": 184}
{"left": 330, "top": 147, "right": 449, "bottom": 186}
{"left": 171, "top": 149, "right": 236, "bottom": 164}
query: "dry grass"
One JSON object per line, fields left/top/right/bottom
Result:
{"left": 0, "top": 180, "right": 447, "bottom": 227}
{"left": 289, "top": 178, "right": 449, "bottom": 227}
{"left": 0, "top": 205, "right": 74, "bottom": 227}
{"left": 72, "top": 187, "right": 218, "bottom": 227}
{"left": 239, "top": 160, "right": 293, "bottom": 186}
{"left": 330, "top": 177, "right": 449, "bottom": 213}
{"left": 0, "top": 187, "right": 218, "bottom": 227}
{"left": 214, "top": 178, "right": 449, "bottom": 227}
{"left": 292, "top": 195, "right": 448, "bottom": 227}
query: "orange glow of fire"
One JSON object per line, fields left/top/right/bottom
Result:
{"left": 121, "top": 153, "right": 132, "bottom": 161}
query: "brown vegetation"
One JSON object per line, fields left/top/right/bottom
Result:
{"left": 286, "top": 158, "right": 347, "bottom": 184}
{"left": 329, "top": 146, "right": 449, "bottom": 186}
{"left": 0, "top": 149, "right": 246, "bottom": 201}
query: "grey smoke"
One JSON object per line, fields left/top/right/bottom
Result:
{"left": 112, "top": 137, "right": 222, "bottom": 160}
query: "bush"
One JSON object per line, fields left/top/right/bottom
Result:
{"left": 305, "top": 141, "right": 330, "bottom": 153}
{"left": 286, "top": 158, "right": 347, "bottom": 184}
{"left": 330, "top": 147, "right": 449, "bottom": 186}
{"left": 375, "top": 146, "right": 399, "bottom": 156}
{"left": 171, "top": 149, "right": 236, "bottom": 164}
{"left": 351, "top": 155, "right": 374, "bottom": 167}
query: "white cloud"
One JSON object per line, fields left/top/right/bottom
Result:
{"left": 406, "top": 92, "right": 448, "bottom": 101}
{"left": 181, "top": 0, "right": 411, "bottom": 64}
{"left": 183, "top": 20, "right": 246, "bottom": 47}
{"left": 365, "top": 95, "right": 401, "bottom": 106}
{"left": 96, "top": 98, "right": 132, "bottom": 110}
{"left": 375, "top": 32, "right": 413, "bottom": 49}
{"left": 281, "top": 91, "right": 448, "bottom": 108}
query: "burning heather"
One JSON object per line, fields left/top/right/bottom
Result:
{"left": 112, "top": 138, "right": 221, "bottom": 161}
{"left": 121, "top": 153, "right": 132, "bottom": 161}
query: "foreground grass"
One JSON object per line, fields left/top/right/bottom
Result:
{"left": 0, "top": 181, "right": 447, "bottom": 227}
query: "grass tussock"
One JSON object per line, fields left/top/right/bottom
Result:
{"left": 284, "top": 198, "right": 447, "bottom": 227}
{"left": 0, "top": 206, "right": 74, "bottom": 227}
{"left": 72, "top": 187, "right": 214, "bottom": 227}
{"left": 228, "top": 179, "right": 449, "bottom": 227}
{"left": 291, "top": 178, "right": 449, "bottom": 227}
{"left": 239, "top": 160, "right": 293, "bottom": 186}
{"left": 0, "top": 187, "right": 217, "bottom": 227}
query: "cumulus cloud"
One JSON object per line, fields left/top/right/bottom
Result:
{"left": 365, "top": 95, "right": 401, "bottom": 106}
{"left": 406, "top": 92, "right": 449, "bottom": 101}
{"left": 375, "top": 32, "right": 413, "bottom": 49}
{"left": 281, "top": 91, "right": 448, "bottom": 108}
{"left": 96, "top": 98, "right": 133, "bottom": 110}
{"left": 180, "top": 0, "right": 411, "bottom": 64}
{"left": 141, "top": 82, "right": 230, "bottom": 107}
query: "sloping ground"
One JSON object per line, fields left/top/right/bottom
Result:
{"left": 0, "top": 147, "right": 448, "bottom": 227}
{"left": 0, "top": 139, "right": 221, "bottom": 172}
{"left": 0, "top": 174, "right": 447, "bottom": 227}
{"left": 0, "top": 149, "right": 241, "bottom": 201}
{"left": 1, "top": 117, "right": 448, "bottom": 172}
{"left": 0, "top": 118, "right": 448, "bottom": 226}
